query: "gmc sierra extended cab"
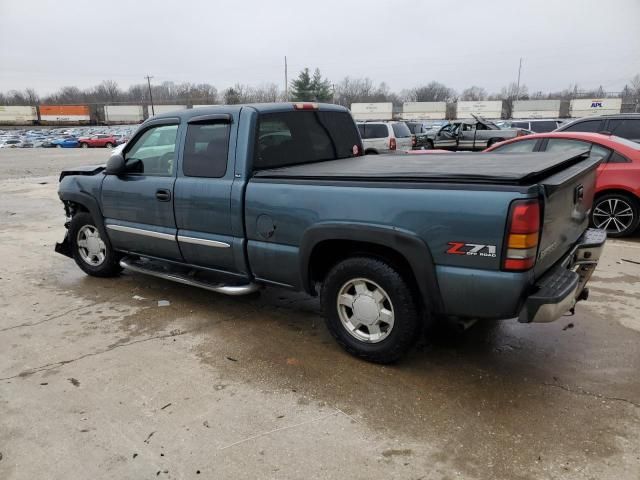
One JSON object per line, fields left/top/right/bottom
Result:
{"left": 55, "top": 103, "right": 605, "bottom": 363}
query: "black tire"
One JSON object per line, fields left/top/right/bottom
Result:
{"left": 81, "top": 142, "right": 89, "bottom": 148}
{"left": 69, "top": 212, "right": 122, "bottom": 277}
{"left": 320, "top": 257, "right": 422, "bottom": 364}
{"left": 424, "top": 140, "right": 434, "bottom": 150}
{"left": 56, "top": 144, "right": 62, "bottom": 148}
{"left": 105, "top": 142, "right": 113, "bottom": 148}
{"left": 486, "top": 138, "right": 504, "bottom": 148}
{"left": 591, "top": 193, "right": 640, "bottom": 238}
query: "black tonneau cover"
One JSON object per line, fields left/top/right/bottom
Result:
{"left": 254, "top": 150, "right": 595, "bottom": 185}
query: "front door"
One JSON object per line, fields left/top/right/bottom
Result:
{"left": 434, "top": 124, "right": 458, "bottom": 149}
{"left": 173, "top": 115, "right": 238, "bottom": 273}
{"left": 101, "top": 120, "right": 182, "bottom": 261}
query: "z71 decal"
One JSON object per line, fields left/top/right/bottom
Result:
{"left": 446, "top": 242, "right": 497, "bottom": 257}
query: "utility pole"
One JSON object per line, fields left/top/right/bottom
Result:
{"left": 516, "top": 58, "right": 522, "bottom": 101}
{"left": 145, "top": 75, "right": 155, "bottom": 116}
{"left": 284, "top": 56, "right": 288, "bottom": 101}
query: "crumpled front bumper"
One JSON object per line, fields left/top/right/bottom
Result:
{"left": 518, "top": 228, "right": 606, "bottom": 323}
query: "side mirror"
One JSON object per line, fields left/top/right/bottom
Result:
{"left": 105, "top": 153, "right": 125, "bottom": 175}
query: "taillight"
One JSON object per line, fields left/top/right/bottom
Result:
{"left": 412, "top": 136, "right": 416, "bottom": 146}
{"left": 389, "top": 137, "right": 397, "bottom": 150}
{"left": 503, "top": 200, "right": 540, "bottom": 271}
{"left": 293, "top": 102, "right": 318, "bottom": 110}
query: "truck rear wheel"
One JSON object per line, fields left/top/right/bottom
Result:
{"left": 69, "top": 212, "right": 122, "bottom": 277}
{"left": 320, "top": 257, "right": 421, "bottom": 363}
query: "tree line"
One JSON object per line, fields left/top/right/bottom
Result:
{"left": 2, "top": 69, "right": 639, "bottom": 110}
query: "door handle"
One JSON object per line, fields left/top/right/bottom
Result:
{"left": 156, "top": 189, "right": 171, "bottom": 202}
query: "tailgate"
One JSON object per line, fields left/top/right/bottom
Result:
{"left": 534, "top": 155, "right": 601, "bottom": 277}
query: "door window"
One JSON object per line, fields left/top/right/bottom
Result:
{"left": 588, "top": 144, "right": 612, "bottom": 162}
{"left": 545, "top": 138, "right": 591, "bottom": 152}
{"left": 530, "top": 121, "right": 557, "bottom": 133}
{"left": 562, "top": 119, "right": 602, "bottom": 133}
{"left": 125, "top": 124, "right": 178, "bottom": 176}
{"left": 607, "top": 119, "right": 640, "bottom": 140}
{"left": 545, "top": 138, "right": 612, "bottom": 161}
{"left": 183, "top": 123, "right": 229, "bottom": 178}
{"left": 491, "top": 139, "right": 538, "bottom": 153}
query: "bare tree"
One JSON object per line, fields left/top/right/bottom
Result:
{"left": 460, "top": 86, "right": 487, "bottom": 101}
{"left": 406, "top": 82, "right": 456, "bottom": 102}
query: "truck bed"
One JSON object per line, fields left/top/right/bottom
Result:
{"left": 253, "top": 150, "right": 595, "bottom": 186}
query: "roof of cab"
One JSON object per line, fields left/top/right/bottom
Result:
{"left": 146, "top": 102, "right": 349, "bottom": 122}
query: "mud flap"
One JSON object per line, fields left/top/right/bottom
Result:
{"left": 55, "top": 232, "right": 72, "bottom": 258}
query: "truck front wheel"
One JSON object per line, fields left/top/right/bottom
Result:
{"left": 320, "top": 257, "right": 421, "bottom": 363}
{"left": 69, "top": 212, "right": 122, "bottom": 277}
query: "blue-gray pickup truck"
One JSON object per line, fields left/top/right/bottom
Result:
{"left": 55, "top": 103, "right": 606, "bottom": 363}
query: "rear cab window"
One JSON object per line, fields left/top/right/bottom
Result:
{"left": 255, "top": 110, "right": 361, "bottom": 170}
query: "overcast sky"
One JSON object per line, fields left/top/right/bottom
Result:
{"left": 1, "top": 0, "right": 639, "bottom": 96}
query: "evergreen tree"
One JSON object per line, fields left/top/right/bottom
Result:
{"left": 310, "top": 68, "right": 332, "bottom": 102}
{"left": 290, "top": 68, "right": 313, "bottom": 101}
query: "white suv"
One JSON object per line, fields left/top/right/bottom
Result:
{"left": 356, "top": 121, "right": 413, "bottom": 154}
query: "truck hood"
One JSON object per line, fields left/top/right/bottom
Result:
{"left": 59, "top": 164, "right": 105, "bottom": 182}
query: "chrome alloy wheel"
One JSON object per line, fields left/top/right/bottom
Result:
{"left": 337, "top": 278, "right": 395, "bottom": 343}
{"left": 592, "top": 198, "right": 634, "bottom": 234}
{"left": 76, "top": 225, "right": 107, "bottom": 266}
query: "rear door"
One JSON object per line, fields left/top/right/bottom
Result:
{"left": 101, "top": 119, "right": 182, "bottom": 260}
{"left": 173, "top": 114, "right": 238, "bottom": 273}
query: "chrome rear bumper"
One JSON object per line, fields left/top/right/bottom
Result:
{"left": 519, "top": 228, "right": 606, "bottom": 323}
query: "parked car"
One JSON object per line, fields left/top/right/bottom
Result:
{"left": 486, "top": 132, "right": 640, "bottom": 237}
{"left": 78, "top": 134, "right": 119, "bottom": 148}
{"left": 356, "top": 121, "right": 413, "bottom": 154}
{"left": 0, "top": 139, "right": 22, "bottom": 148}
{"left": 499, "top": 119, "right": 563, "bottom": 133}
{"left": 555, "top": 113, "right": 640, "bottom": 143}
{"left": 403, "top": 121, "right": 431, "bottom": 149}
{"left": 424, "top": 115, "right": 528, "bottom": 150}
{"left": 52, "top": 136, "right": 79, "bottom": 148}
{"left": 54, "top": 103, "right": 605, "bottom": 363}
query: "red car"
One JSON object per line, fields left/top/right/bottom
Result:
{"left": 486, "top": 132, "right": 640, "bottom": 237}
{"left": 78, "top": 134, "right": 118, "bottom": 148}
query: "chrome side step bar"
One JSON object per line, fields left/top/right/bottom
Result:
{"left": 119, "top": 257, "right": 260, "bottom": 296}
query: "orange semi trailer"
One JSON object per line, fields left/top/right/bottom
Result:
{"left": 38, "top": 105, "right": 91, "bottom": 125}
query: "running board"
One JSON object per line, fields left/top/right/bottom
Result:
{"left": 119, "top": 257, "right": 259, "bottom": 296}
